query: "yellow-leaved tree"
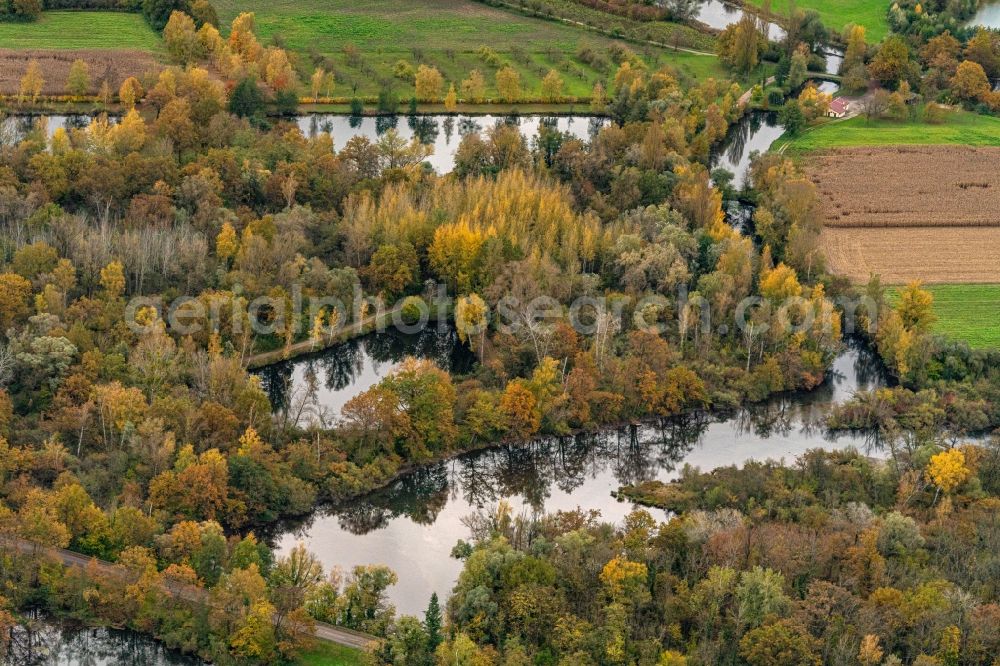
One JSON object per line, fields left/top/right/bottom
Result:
{"left": 927, "top": 448, "right": 970, "bottom": 497}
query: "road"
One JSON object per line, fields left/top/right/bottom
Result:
{"left": 0, "top": 537, "right": 379, "bottom": 651}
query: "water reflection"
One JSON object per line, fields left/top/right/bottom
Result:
{"left": 295, "top": 113, "right": 604, "bottom": 172}
{"left": 712, "top": 110, "right": 785, "bottom": 188}
{"left": 5, "top": 616, "right": 202, "bottom": 666}
{"left": 3, "top": 113, "right": 605, "bottom": 175}
{"left": 695, "top": 0, "right": 785, "bottom": 40}
{"left": 0, "top": 114, "right": 115, "bottom": 144}
{"left": 275, "top": 344, "right": 887, "bottom": 615}
{"left": 256, "top": 326, "right": 476, "bottom": 425}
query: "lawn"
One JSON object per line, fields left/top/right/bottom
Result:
{"left": 0, "top": 11, "right": 161, "bottom": 51}
{"left": 779, "top": 111, "right": 1000, "bottom": 151}
{"left": 212, "top": 0, "right": 727, "bottom": 99}
{"left": 745, "top": 0, "right": 889, "bottom": 41}
{"left": 888, "top": 284, "right": 1000, "bottom": 349}
{"left": 297, "top": 643, "right": 367, "bottom": 666}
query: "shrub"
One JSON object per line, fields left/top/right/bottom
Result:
{"left": 401, "top": 296, "right": 426, "bottom": 325}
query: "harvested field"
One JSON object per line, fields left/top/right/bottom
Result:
{"left": 0, "top": 48, "right": 162, "bottom": 96}
{"left": 805, "top": 145, "right": 1000, "bottom": 228}
{"left": 821, "top": 227, "right": 1000, "bottom": 284}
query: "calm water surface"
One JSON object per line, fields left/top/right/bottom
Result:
{"left": 273, "top": 339, "right": 887, "bottom": 616}
{"left": 295, "top": 113, "right": 605, "bottom": 172}
{"left": 695, "top": 0, "right": 785, "bottom": 39}
{"left": 968, "top": 1, "right": 1000, "bottom": 28}
{"left": 3, "top": 113, "right": 604, "bottom": 174}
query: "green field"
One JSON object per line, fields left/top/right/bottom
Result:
{"left": 212, "top": 0, "right": 727, "bottom": 99}
{"left": 297, "top": 643, "right": 367, "bottom": 666}
{"left": 778, "top": 111, "right": 1000, "bottom": 151}
{"left": 746, "top": 0, "right": 889, "bottom": 41}
{"left": 888, "top": 284, "right": 1000, "bottom": 349}
{"left": 0, "top": 11, "right": 161, "bottom": 50}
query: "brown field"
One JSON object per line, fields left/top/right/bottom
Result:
{"left": 805, "top": 145, "right": 1000, "bottom": 228}
{"left": 0, "top": 49, "right": 162, "bottom": 96}
{"left": 809, "top": 146, "right": 1000, "bottom": 284}
{"left": 820, "top": 227, "right": 1000, "bottom": 284}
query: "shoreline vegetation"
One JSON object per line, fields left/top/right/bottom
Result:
{"left": 4, "top": 0, "right": 1000, "bottom": 662}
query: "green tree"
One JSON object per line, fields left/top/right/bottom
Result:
{"left": 67, "top": 59, "right": 91, "bottom": 98}
{"left": 779, "top": 100, "right": 806, "bottom": 136}
{"left": 229, "top": 77, "right": 265, "bottom": 119}
{"left": 425, "top": 592, "right": 443, "bottom": 654}
{"left": 142, "top": 0, "right": 189, "bottom": 31}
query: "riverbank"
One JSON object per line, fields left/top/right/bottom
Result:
{"left": 271, "top": 344, "right": 888, "bottom": 616}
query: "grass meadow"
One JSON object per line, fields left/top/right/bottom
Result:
{"left": 0, "top": 11, "right": 161, "bottom": 51}
{"left": 212, "top": 0, "right": 728, "bottom": 99}
{"left": 780, "top": 111, "right": 1000, "bottom": 151}
{"left": 297, "top": 643, "right": 367, "bottom": 666}
{"left": 888, "top": 284, "right": 1000, "bottom": 349}
{"left": 745, "top": 0, "right": 889, "bottom": 40}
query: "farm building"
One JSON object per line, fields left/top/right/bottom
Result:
{"left": 828, "top": 97, "right": 851, "bottom": 118}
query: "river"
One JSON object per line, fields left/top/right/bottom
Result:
{"left": 968, "top": 1, "right": 1000, "bottom": 29}
{"left": 3, "top": 616, "right": 203, "bottom": 665}
{"left": 695, "top": 0, "right": 785, "bottom": 40}
{"left": 11, "top": 76, "right": 840, "bottom": 626}
{"left": 269, "top": 336, "right": 886, "bottom": 616}
{"left": 1, "top": 112, "right": 604, "bottom": 175}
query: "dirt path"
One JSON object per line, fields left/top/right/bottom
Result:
{"left": 738, "top": 76, "right": 776, "bottom": 107}
{"left": 1, "top": 537, "right": 379, "bottom": 651}
{"left": 245, "top": 303, "right": 403, "bottom": 369}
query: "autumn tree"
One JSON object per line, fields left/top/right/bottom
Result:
{"left": 455, "top": 293, "right": 488, "bottom": 357}
{"left": 461, "top": 69, "right": 487, "bottom": 102}
{"left": 868, "top": 35, "right": 914, "bottom": 88}
{"left": 364, "top": 243, "right": 418, "bottom": 300}
{"left": 19, "top": 60, "right": 44, "bottom": 105}
{"left": 310, "top": 67, "right": 326, "bottom": 101}
{"left": 0, "top": 273, "right": 32, "bottom": 333}
{"left": 897, "top": 280, "right": 935, "bottom": 332}
{"left": 951, "top": 60, "right": 991, "bottom": 101}
{"left": 164, "top": 11, "right": 203, "bottom": 65}
{"left": 496, "top": 66, "right": 521, "bottom": 102}
{"left": 414, "top": 64, "right": 444, "bottom": 101}
{"left": 927, "top": 448, "right": 970, "bottom": 495}
{"left": 500, "top": 381, "right": 538, "bottom": 440}
{"left": 444, "top": 83, "right": 458, "bottom": 111}
{"left": 718, "top": 12, "right": 765, "bottom": 74}
{"left": 841, "top": 24, "right": 867, "bottom": 75}
{"left": 119, "top": 77, "right": 144, "bottom": 108}
{"left": 540, "top": 69, "right": 564, "bottom": 101}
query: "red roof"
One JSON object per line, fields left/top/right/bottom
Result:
{"left": 830, "top": 98, "right": 850, "bottom": 114}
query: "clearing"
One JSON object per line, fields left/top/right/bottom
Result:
{"left": 211, "top": 0, "right": 726, "bottom": 99}
{"left": 745, "top": 0, "right": 889, "bottom": 40}
{"left": 779, "top": 112, "right": 1000, "bottom": 151}
{"left": 888, "top": 284, "right": 1000, "bottom": 349}
{"left": 0, "top": 11, "right": 161, "bottom": 51}
{"left": 808, "top": 145, "right": 1000, "bottom": 284}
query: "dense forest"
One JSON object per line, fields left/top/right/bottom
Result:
{"left": 2, "top": 1, "right": 1000, "bottom": 664}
